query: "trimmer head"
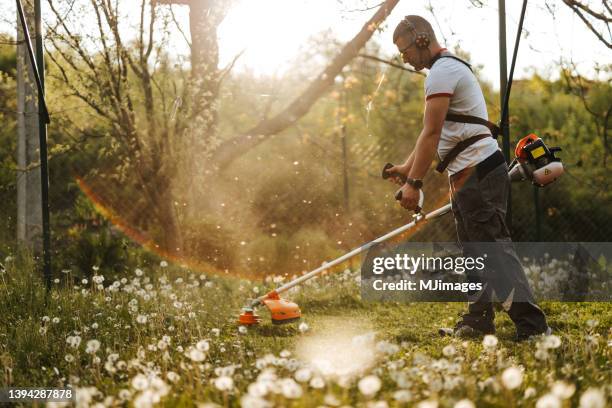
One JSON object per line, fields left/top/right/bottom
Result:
{"left": 237, "top": 291, "right": 301, "bottom": 325}
{"left": 237, "top": 307, "right": 262, "bottom": 325}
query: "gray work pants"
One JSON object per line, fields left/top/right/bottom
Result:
{"left": 449, "top": 160, "right": 548, "bottom": 335}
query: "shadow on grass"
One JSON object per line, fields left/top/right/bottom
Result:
{"left": 298, "top": 294, "right": 365, "bottom": 313}
{"left": 252, "top": 324, "right": 299, "bottom": 337}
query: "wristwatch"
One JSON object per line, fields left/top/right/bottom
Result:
{"left": 405, "top": 178, "right": 423, "bottom": 189}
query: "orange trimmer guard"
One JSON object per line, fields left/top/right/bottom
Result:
{"left": 262, "top": 291, "right": 301, "bottom": 324}
{"left": 237, "top": 309, "right": 262, "bottom": 325}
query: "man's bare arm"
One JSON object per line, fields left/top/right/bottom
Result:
{"left": 408, "top": 96, "right": 450, "bottom": 180}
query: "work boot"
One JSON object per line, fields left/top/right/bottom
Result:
{"left": 439, "top": 311, "right": 495, "bottom": 338}
{"left": 515, "top": 326, "right": 553, "bottom": 342}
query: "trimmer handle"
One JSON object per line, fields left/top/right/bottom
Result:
{"left": 394, "top": 189, "right": 424, "bottom": 214}
{"left": 382, "top": 162, "right": 407, "bottom": 183}
{"left": 382, "top": 163, "right": 424, "bottom": 214}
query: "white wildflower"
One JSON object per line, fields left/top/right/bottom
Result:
{"left": 309, "top": 376, "right": 325, "bottom": 389}
{"left": 298, "top": 322, "right": 309, "bottom": 333}
{"left": 417, "top": 399, "right": 439, "bottom": 408}
{"left": 552, "top": 381, "right": 575, "bottom": 399}
{"left": 280, "top": 378, "right": 302, "bottom": 399}
{"left": 66, "top": 335, "right": 82, "bottom": 348}
{"left": 160, "top": 261, "right": 168, "bottom": 268}
{"left": 442, "top": 344, "right": 456, "bottom": 357}
{"left": 136, "top": 315, "right": 147, "bottom": 324}
{"left": 85, "top": 339, "right": 100, "bottom": 354}
{"left": 482, "top": 334, "right": 498, "bottom": 349}
{"left": 294, "top": 367, "right": 312, "bottom": 383}
{"left": 524, "top": 387, "right": 537, "bottom": 398}
{"left": 358, "top": 375, "right": 381, "bottom": 397}
{"left": 196, "top": 340, "right": 210, "bottom": 352}
{"left": 135, "top": 268, "right": 144, "bottom": 276}
{"left": 454, "top": 399, "right": 475, "bottom": 408}
{"left": 75, "top": 387, "right": 98, "bottom": 408}
{"left": 501, "top": 366, "right": 523, "bottom": 390}
{"left": 393, "top": 390, "right": 412, "bottom": 402}
{"left": 214, "top": 376, "right": 234, "bottom": 391}
{"left": 536, "top": 393, "right": 561, "bottom": 408}
{"left": 166, "top": 371, "right": 180, "bottom": 383}
{"left": 238, "top": 326, "right": 248, "bottom": 334}
{"left": 541, "top": 335, "right": 561, "bottom": 349}
{"left": 240, "top": 395, "right": 270, "bottom": 408}
{"left": 131, "top": 373, "right": 149, "bottom": 391}
{"left": 579, "top": 388, "right": 606, "bottom": 408}
{"left": 187, "top": 348, "right": 206, "bottom": 362}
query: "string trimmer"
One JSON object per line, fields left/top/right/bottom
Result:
{"left": 237, "top": 133, "right": 564, "bottom": 326}
{"left": 237, "top": 166, "right": 449, "bottom": 325}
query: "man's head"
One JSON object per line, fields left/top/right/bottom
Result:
{"left": 393, "top": 15, "right": 441, "bottom": 71}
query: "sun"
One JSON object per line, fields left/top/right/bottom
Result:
{"left": 217, "top": 0, "right": 342, "bottom": 76}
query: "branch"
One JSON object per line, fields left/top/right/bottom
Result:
{"left": 563, "top": 0, "right": 612, "bottom": 48}
{"left": 168, "top": 4, "right": 191, "bottom": 48}
{"left": 211, "top": 0, "right": 400, "bottom": 171}
{"left": 219, "top": 49, "right": 245, "bottom": 83}
{"left": 358, "top": 53, "right": 425, "bottom": 75}
{"left": 563, "top": 0, "right": 612, "bottom": 22}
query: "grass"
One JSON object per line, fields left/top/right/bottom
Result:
{"left": 0, "top": 253, "right": 610, "bottom": 407}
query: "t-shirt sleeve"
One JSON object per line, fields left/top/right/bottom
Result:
{"left": 425, "top": 65, "right": 459, "bottom": 101}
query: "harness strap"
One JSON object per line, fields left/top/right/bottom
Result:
{"left": 435, "top": 134, "right": 491, "bottom": 173}
{"left": 445, "top": 113, "right": 501, "bottom": 137}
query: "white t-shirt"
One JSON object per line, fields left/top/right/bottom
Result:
{"left": 424, "top": 51, "right": 500, "bottom": 175}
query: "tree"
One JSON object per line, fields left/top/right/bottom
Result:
{"left": 44, "top": 0, "right": 400, "bottom": 257}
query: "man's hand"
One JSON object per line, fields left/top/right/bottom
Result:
{"left": 398, "top": 183, "right": 421, "bottom": 211}
{"left": 385, "top": 163, "right": 411, "bottom": 186}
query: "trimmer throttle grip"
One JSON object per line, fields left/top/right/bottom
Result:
{"left": 394, "top": 189, "right": 424, "bottom": 214}
{"left": 382, "top": 163, "right": 407, "bottom": 183}
{"left": 382, "top": 163, "right": 423, "bottom": 214}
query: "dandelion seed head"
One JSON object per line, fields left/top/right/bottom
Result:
{"left": 551, "top": 381, "right": 575, "bottom": 399}
{"left": 196, "top": 340, "right": 210, "bottom": 352}
{"left": 214, "top": 375, "right": 234, "bottom": 391}
{"left": 187, "top": 348, "right": 206, "bottom": 362}
{"left": 536, "top": 393, "right": 561, "bottom": 408}
{"left": 85, "top": 339, "right": 101, "bottom": 354}
{"left": 280, "top": 378, "right": 302, "bottom": 399}
{"left": 579, "top": 388, "right": 606, "bottom": 408}
{"left": 501, "top": 366, "right": 523, "bottom": 390}
{"left": 309, "top": 376, "right": 325, "bottom": 389}
{"left": 294, "top": 367, "right": 312, "bottom": 383}
{"left": 358, "top": 375, "right": 381, "bottom": 397}
{"left": 454, "top": 399, "right": 475, "bottom": 408}
{"left": 482, "top": 335, "right": 498, "bottom": 349}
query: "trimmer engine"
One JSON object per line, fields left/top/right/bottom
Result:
{"left": 508, "top": 134, "right": 563, "bottom": 187}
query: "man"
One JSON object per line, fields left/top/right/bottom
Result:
{"left": 386, "top": 15, "right": 550, "bottom": 340}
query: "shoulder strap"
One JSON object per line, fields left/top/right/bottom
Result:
{"left": 435, "top": 134, "right": 491, "bottom": 173}
{"left": 445, "top": 113, "right": 501, "bottom": 137}
{"left": 431, "top": 53, "right": 473, "bottom": 72}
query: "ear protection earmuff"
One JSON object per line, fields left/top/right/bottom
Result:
{"left": 402, "top": 17, "right": 430, "bottom": 49}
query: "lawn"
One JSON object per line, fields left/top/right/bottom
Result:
{"left": 0, "top": 254, "right": 610, "bottom": 407}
